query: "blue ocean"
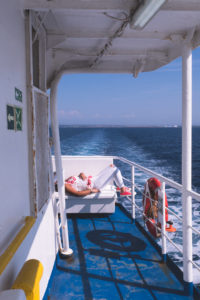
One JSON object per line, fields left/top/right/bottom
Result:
{"left": 59, "top": 126, "right": 200, "bottom": 283}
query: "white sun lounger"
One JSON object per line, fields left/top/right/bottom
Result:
{"left": 53, "top": 156, "right": 117, "bottom": 213}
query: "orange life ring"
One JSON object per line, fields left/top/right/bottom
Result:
{"left": 143, "top": 177, "right": 169, "bottom": 238}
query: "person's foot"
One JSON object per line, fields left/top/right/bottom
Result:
{"left": 120, "top": 187, "right": 131, "bottom": 196}
{"left": 116, "top": 186, "right": 130, "bottom": 192}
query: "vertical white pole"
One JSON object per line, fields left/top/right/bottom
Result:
{"left": 50, "top": 73, "right": 73, "bottom": 257}
{"left": 161, "top": 182, "right": 166, "bottom": 260}
{"left": 182, "top": 44, "right": 193, "bottom": 292}
{"left": 131, "top": 166, "right": 135, "bottom": 220}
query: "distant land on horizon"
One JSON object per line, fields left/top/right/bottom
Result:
{"left": 59, "top": 124, "right": 185, "bottom": 128}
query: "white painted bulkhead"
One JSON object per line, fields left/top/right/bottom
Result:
{"left": 0, "top": 0, "right": 30, "bottom": 252}
{"left": 0, "top": 201, "right": 57, "bottom": 297}
{"left": 0, "top": 1, "right": 57, "bottom": 298}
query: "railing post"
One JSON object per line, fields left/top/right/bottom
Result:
{"left": 131, "top": 166, "right": 135, "bottom": 220}
{"left": 182, "top": 43, "right": 193, "bottom": 294}
{"left": 50, "top": 74, "right": 73, "bottom": 258}
{"left": 161, "top": 182, "right": 166, "bottom": 261}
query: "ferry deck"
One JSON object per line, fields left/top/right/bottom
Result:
{"left": 1, "top": 1, "right": 200, "bottom": 299}
{"left": 44, "top": 204, "right": 196, "bottom": 299}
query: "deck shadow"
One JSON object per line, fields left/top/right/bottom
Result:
{"left": 54, "top": 209, "right": 191, "bottom": 299}
{"left": 47, "top": 206, "right": 194, "bottom": 299}
{"left": 86, "top": 229, "right": 147, "bottom": 252}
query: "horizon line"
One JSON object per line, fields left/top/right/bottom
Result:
{"left": 57, "top": 124, "right": 200, "bottom": 128}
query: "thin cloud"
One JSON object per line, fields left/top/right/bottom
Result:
{"left": 121, "top": 113, "right": 135, "bottom": 119}
{"left": 58, "top": 109, "right": 82, "bottom": 118}
{"left": 92, "top": 113, "right": 101, "bottom": 119}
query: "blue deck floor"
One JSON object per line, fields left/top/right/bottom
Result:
{"left": 44, "top": 205, "right": 195, "bottom": 299}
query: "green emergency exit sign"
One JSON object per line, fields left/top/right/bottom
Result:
{"left": 7, "top": 105, "right": 22, "bottom": 131}
{"left": 15, "top": 107, "right": 22, "bottom": 131}
{"left": 7, "top": 105, "right": 15, "bottom": 130}
{"left": 15, "top": 87, "right": 22, "bottom": 102}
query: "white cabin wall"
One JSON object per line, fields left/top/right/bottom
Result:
{"left": 26, "top": 199, "right": 57, "bottom": 298}
{"left": 0, "top": 199, "right": 57, "bottom": 298}
{"left": 0, "top": 2, "right": 57, "bottom": 298}
{"left": 0, "top": 1, "right": 30, "bottom": 252}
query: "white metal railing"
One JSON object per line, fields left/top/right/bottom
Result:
{"left": 166, "top": 207, "right": 183, "bottom": 222}
{"left": 114, "top": 156, "right": 200, "bottom": 279}
{"left": 115, "top": 156, "right": 200, "bottom": 202}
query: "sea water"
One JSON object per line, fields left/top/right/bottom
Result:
{"left": 58, "top": 126, "right": 200, "bottom": 284}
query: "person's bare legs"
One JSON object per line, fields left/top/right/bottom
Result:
{"left": 93, "top": 164, "right": 125, "bottom": 190}
{"left": 111, "top": 166, "right": 127, "bottom": 193}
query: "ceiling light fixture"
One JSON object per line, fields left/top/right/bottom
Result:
{"left": 130, "top": 0, "right": 166, "bottom": 30}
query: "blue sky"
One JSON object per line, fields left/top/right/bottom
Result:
{"left": 57, "top": 47, "right": 200, "bottom": 126}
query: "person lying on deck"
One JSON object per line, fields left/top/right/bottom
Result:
{"left": 55, "top": 165, "right": 131, "bottom": 197}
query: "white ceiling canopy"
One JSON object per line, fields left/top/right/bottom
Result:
{"left": 22, "top": 0, "right": 200, "bottom": 86}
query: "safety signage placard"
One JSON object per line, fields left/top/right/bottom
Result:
{"left": 15, "top": 87, "right": 22, "bottom": 102}
{"left": 7, "top": 105, "right": 15, "bottom": 130}
{"left": 7, "top": 105, "right": 22, "bottom": 131}
{"left": 15, "top": 107, "right": 22, "bottom": 131}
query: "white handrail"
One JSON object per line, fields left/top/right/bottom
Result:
{"left": 166, "top": 207, "right": 183, "bottom": 222}
{"left": 189, "top": 225, "right": 200, "bottom": 236}
{"left": 114, "top": 156, "right": 182, "bottom": 190}
{"left": 50, "top": 75, "right": 73, "bottom": 257}
{"left": 122, "top": 176, "right": 132, "bottom": 184}
{"left": 130, "top": 186, "right": 199, "bottom": 257}
{"left": 188, "top": 190, "right": 200, "bottom": 202}
{"left": 163, "top": 233, "right": 183, "bottom": 254}
{"left": 127, "top": 178, "right": 184, "bottom": 223}
{"left": 189, "top": 260, "right": 200, "bottom": 272}
{"left": 116, "top": 156, "right": 200, "bottom": 277}
{"left": 133, "top": 202, "right": 161, "bottom": 232}
{"left": 115, "top": 156, "right": 200, "bottom": 203}
{"left": 133, "top": 200, "right": 183, "bottom": 255}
